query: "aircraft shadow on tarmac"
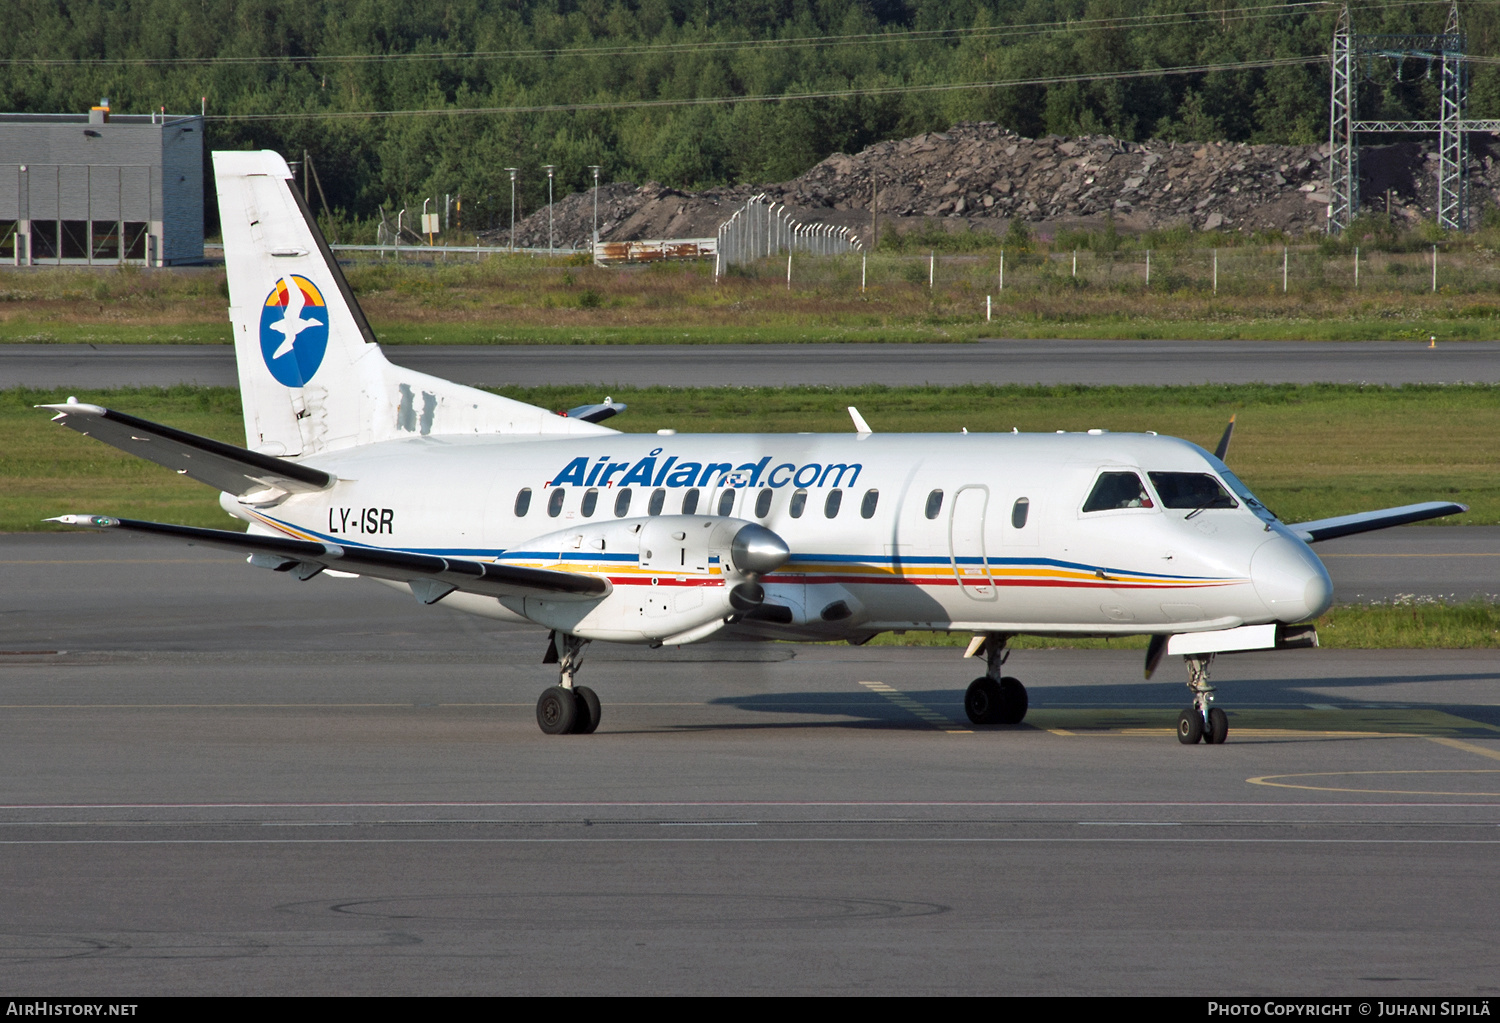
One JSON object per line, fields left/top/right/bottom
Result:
{"left": 701, "top": 670, "right": 1500, "bottom": 733}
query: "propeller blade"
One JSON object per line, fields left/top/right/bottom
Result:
{"left": 1144, "top": 634, "right": 1169, "bottom": 679}
{"left": 1213, "top": 414, "right": 1236, "bottom": 462}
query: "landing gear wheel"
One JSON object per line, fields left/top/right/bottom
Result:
{"left": 536, "top": 686, "right": 578, "bottom": 735}
{"left": 1177, "top": 708, "right": 1204, "bottom": 745}
{"left": 965, "top": 677, "right": 1003, "bottom": 725}
{"left": 997, "top": 676, "right": 1029, "bottom": 725}
{"left": 572, "top": 686, "right": 601, "bottom": 735}
{"left": 1205, "top": 707, "right": 1229, "bottom": 745}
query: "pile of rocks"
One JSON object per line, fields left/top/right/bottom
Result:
{"left": 482, "top": 121, "right": 1499, "bottom": 249}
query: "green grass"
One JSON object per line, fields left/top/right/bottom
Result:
{"left": 9, "top": 255, "right": 1500, "bottom": 343}
{"left": 8, "top": 382, "right": 1496, "bottom": 533}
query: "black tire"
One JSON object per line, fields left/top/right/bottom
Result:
{"left": 965, "top": 677, "right": 1003, "bottom": 724}
{"left": 998, "top": 676, "right": 1029, "bottom": 725}
{"left": 573, "top": 686, "right": 601, "bottom": 735}
{"left": 1177, "top": 708, "right": 1204, "bottom": 745}
{"left": 536, "top": 686, "right": 577, "bottom": 735}
{"left": 1206, "top": 707, "right": 1229, "bottom": 745}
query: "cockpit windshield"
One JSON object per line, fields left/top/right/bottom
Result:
{"left": 1216, "top": 466, "right": 1279, "bottom": 523}
{"left": 1083, "top": 471, "right": 1154, "bottom": 512}
{"left": 1147, "top": 472, "right": 1237, "bottom": 511}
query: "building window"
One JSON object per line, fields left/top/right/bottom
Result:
{"left": 122, "top": 222, "right": 148, "bottom": 260}
{"left": 514, "top": 488, "right": 532, "bottom": 517}
{"left": 91, "top": 221, "right": 119, "bottom": 261}
{"left": 0, "top": 221, "right": 16, "bottom": 261}
{"left": 30, "top": 221, "right": 58, "bottom": 260}
{"left": 60, "top": 220, "right": 88, "bottom": 259}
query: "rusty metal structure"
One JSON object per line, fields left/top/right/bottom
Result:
{"left": 594, "top": 237, "right": 716, "bottom": 265}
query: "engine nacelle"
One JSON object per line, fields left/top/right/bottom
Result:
{"left": 495, "top": 515, "right": 789, "bottom": 643}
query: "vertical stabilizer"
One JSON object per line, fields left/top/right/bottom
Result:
{"left": 213, "top": 150, "right": 612, "bottom": 457}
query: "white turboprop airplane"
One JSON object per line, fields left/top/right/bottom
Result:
{"left": 44, "top": 151, "right": 1467, "bottom": 743}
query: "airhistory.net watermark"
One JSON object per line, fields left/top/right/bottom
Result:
{"left": 6, "top": 1005, "right": 138, "bottom": 1017}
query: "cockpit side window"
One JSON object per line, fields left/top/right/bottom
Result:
{"left": 1147, "top": 472, "right": 1238, "bottom": 510}
{"left": 1082, "top": 471, "right": 1154, "bottom": 512}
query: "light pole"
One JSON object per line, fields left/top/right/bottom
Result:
{"left": 543, "top": 164, "right": 555, "bottom": 255}
{"left": 505, "top": 168, "right": 517, "bottom": 252}
{"left": 589, "top": 165, "right": 601, "bottom": 248}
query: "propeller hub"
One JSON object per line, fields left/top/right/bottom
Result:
{"left": 730, "top": 523, "right": 790, "bottom": 577}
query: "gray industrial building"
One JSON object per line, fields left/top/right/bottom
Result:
{"left": 1, "top": 103, "right": 204, "bottom": 266}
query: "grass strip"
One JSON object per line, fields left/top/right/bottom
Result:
{"left": 7, "top": 257, "right": 1500, "bottom": 343}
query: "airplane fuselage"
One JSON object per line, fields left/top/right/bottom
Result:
{"left": 226, "top": 429, "right": 1333, "bottom": 642}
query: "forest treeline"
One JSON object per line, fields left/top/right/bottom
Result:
{"left": 5, "top": 1, "right": 1499, "bottom": 230}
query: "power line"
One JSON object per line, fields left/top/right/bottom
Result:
{"left": 208, "top": 54, "right": 1326, "bottom": 123}
{"left": 7, "top": 1, "right": 1343, "bottom": 68}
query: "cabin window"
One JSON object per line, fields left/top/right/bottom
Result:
{"left": 924, "top": 489, "right": 944, "bottom": 519}
{"left": 514, "top": 488, "right": 532, "bottom": 517}
{"left": 614, "top": 488, "right": 633, "bottom": 517}
{"left": 648, "top": 488, "right": 666, "bottom": 516}
{"left": 755, "top": 488, "right": 773, "bottom": 518}
{"left": 789, "top": 489, "right": 808, "bottom": 518}
{"left": 547, "top": 487, "right": 566, "bottom": 517}
{"left": 1011, "top": 497, "right": 1030, "bottom": 529}
{"left": 861, "top": 489, "right": 879, "bottom": 519}
{"left": 717, "top": 489, "right": 736, "bottom": 517}
{"left": 1083, "top": 472, "right": 1154, "bottom": 512}
{"left": 825, "top": 489, "right": 843, "bottom": 518}
{"left": 1147, "top": 472, "right": 1238, "bottom": 511}
{"left": 681, "top": 488, "right": 700, "bottom": 515}
{"left": 580, "top": 488, "right": 599, "bottom": 517}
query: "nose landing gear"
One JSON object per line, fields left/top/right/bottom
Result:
{"left": 1177, "top": 654, "right": 1228, "bottom": 745}
{"left": 536, "top": 632, "right": 601, "bottom": 735}
{"left": 963, "top": 634, "right": 1029, "bottom": 725}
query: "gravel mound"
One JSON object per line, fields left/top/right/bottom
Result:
{"left": 482, "top": 122, "right": 1498, "bottom": 249}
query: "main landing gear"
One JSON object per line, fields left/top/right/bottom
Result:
{"left": 963, "top": 634, "right": 1029, "bottom": 726}
{"left": 536, "top": 632, "right": 601, "bottom": 735}
{"left": 1177, "top": 654, "right": 1229, "bottom": 745}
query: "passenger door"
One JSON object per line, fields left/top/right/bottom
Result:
{"left": 949, "top": 485, "right": 996, "bottom": 601}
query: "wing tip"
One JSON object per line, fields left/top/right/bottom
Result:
{"left": 44, "top": 514, "right": 118, "bottom": 527}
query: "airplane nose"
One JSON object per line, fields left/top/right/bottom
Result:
{"left": 1250, "top": 534, "right": 1333, "bottom": 623}
{"left": 730, "top": 523, "right": 791, "bottom": 576}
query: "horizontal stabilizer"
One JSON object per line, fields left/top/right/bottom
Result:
{"left": 40, "top": 402, "right": 332, "bottom": 501}
{"left": 564, "top": 399, "right": 628, "bottom": 424}
{"left": 46, "top": 515, "right": 610, "bottom": 600}
{"left": 1288, "top": 501, "right": 1467, "bottom": 543}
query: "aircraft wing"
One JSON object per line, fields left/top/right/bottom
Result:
{"left": 39, "top": 402, "right": 333, "bottom": 499}
{"left": 47, "top": 515, "right": 610, "bottom": 602}
{"left": 1287, "top": 501, "right": 1468, "bottom": 543}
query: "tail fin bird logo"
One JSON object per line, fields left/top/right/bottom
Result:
{"left": 259, "top": 275, "right": 329, "bottom": 386}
